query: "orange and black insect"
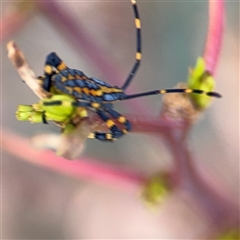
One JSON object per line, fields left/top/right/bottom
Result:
{"left": 38, "top": 0, "right": 221, "bottom": 141}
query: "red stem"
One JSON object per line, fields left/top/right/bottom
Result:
{"left": 2, "top": 130, "right": 145, "bottom": 193}
{"left": 1, "top": 10, "right": 33, "bottom": 42}
{"left": 204, "top": 0, "right": 224, "bottom": 75}
{"left": 163, "top": 127, "right": 239, "bottom": 232}
{"left": 1, "top": 115, "right": 178, "bottom": 192}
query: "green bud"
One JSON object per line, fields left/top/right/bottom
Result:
{"left": 187, "top": 57, "right": 216, "bottom": 109}
{"left": 32, "top": 103, "right": 43, "bottom": 111}
{"left": 16, "top": 110, "right": 32, "bottom": 121}
{"left": 16, "top": 94, "right": 79, "bottom": 125}
{"left": 141, "top": 173, "right": 170, "bottom": 206}
{"left": 29, "top": 112, "right": 44, "bottom": 123}
{"left": 17, "top": 105, "right": 34, "bottom": 112}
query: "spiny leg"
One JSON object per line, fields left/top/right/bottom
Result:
{"left": 121, "top": 88, "right": 222, "bottom": 100}
{"left": 43, "top": 52, "right": 68, "bottom": 91}
{"left": 121, "top": 0, "right": 142, "bottom": 91}
{"left": 105, "top": 108, "right": 131, "bottom": 133}
{"left": 72, "top": 102, "right": 124, "bottom": 141}
{"left": 93, "top": 110, "right": 125, "bottom": 141}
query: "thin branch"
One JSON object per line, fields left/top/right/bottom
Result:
{"left": 128, "top": 114, "right": 179, "bottom": 134}
{"left": 1, "top": 9, "right": 32, "bottom": 42}
{"left": 163, "top": 127, "right": 239, "bottom": 232}
{"left": 7, "top": 41, "right": 50, "bottom": 99}
{"left": 2, "top": 130, "right": 145, "bottom": 193}
{"left": 204, "top": 0, "right": 224, "bottom": 75}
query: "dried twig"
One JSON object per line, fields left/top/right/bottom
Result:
{"left": 7, "top": 41, "right": 51, "bottom": 99}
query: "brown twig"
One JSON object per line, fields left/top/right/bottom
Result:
{"left": 7, "top": 41, "right": 50, "bottom": 99}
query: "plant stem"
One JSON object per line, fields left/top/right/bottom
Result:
{"left": 204, "top": 0, "right": 224, "bottom": 75}
{"left": 2, "top": 130, "right": 145, "bottom": 193}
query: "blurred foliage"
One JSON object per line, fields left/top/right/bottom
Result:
{"left": 141, "top": 173, "right": 171, "bottom": 206}
{"left": 218, "top": 228, "right": 240, "bottom": 240}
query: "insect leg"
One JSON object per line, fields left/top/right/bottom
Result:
{"left": 92, "top": 110, "right": 125, "bottom": 141}
{"left": 105, "top": 108, "right": 131, "bottom": 133}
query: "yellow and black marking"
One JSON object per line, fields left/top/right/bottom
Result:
{"left": 93, "top": 89, "right": 103, "bottom": 96}
{"left": 107, "top": 109, "right": 131, "bottom": 131}
{"left": 57, "top": 61, "right": 67, "bottom": 71}
{"left": 44, "top": 59, "right": 67, "bottom": 75}
{"left": 117, "top": 115, "right": 127, "bottom": 124}
{"left": 82, "top": 87, "right": 90, "bottom": 95}
{"left": 91, "top": 110, "right": 128, "bottom": 141}
{"left": 85, "top": 108, "right": 131, "bottom": 141}
{"left": 100, "top": 86, "right": 123, "bottom": 94}
{"left": 121, "top": 87, "right": 221, "bottom": 100}
{"left": 44, "top": 65, "right": 53, "bottom": 75}
{"left": 77, "top": 107, "right": 88, "bottom": 118}
{"left": 105, "top": 119, "right": 115, "bottom": 128}
{"left": 60, "top": 76, "right": 68, "bottom": 82}
{"left": 67, "top": 73, "right": 75, "bottom": 80}
{"left": 74, "top": 87, "right": 82, "bottom": 94}
{"left": 106, "top": 109, "right": 130, "bottom": 135}
{"left": 41, "top": 52, "right": 70, "bottom": 92}
{"left": 121, "top": 0, "right": 142, "bottom": 90}
{"left": 91, "top": 102, "right": 100, "bottom": 109}
{"left": 89, "top": 132, "right": 114, "bottom": 141}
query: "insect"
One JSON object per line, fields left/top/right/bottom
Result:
{"left": 27, "top": 0, "right": 221, "bottom": 141}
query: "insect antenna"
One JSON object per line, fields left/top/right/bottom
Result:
{"left": 121, "top": 88, "right": 222, "bottom": 100}
{"left": 121, "top": 0, "right": 142, "bottom": 91}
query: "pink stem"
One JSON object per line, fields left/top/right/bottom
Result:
{"left": 204, "top": 0, "right": 224, "bottom": 75}
{"left": 2, "top": 115, "right": 178, "bottom": 191}
{"left": 1, "top": 10, "right": 33, "bottom": 42}
{"left": 2, "top": 130, "right": 145, "bottom": 193}
{"left": 164, "top": 128, "right": 239, "bottom": 231}
{"left": 128, "top": 114, "right": 179, "bottom": 134}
